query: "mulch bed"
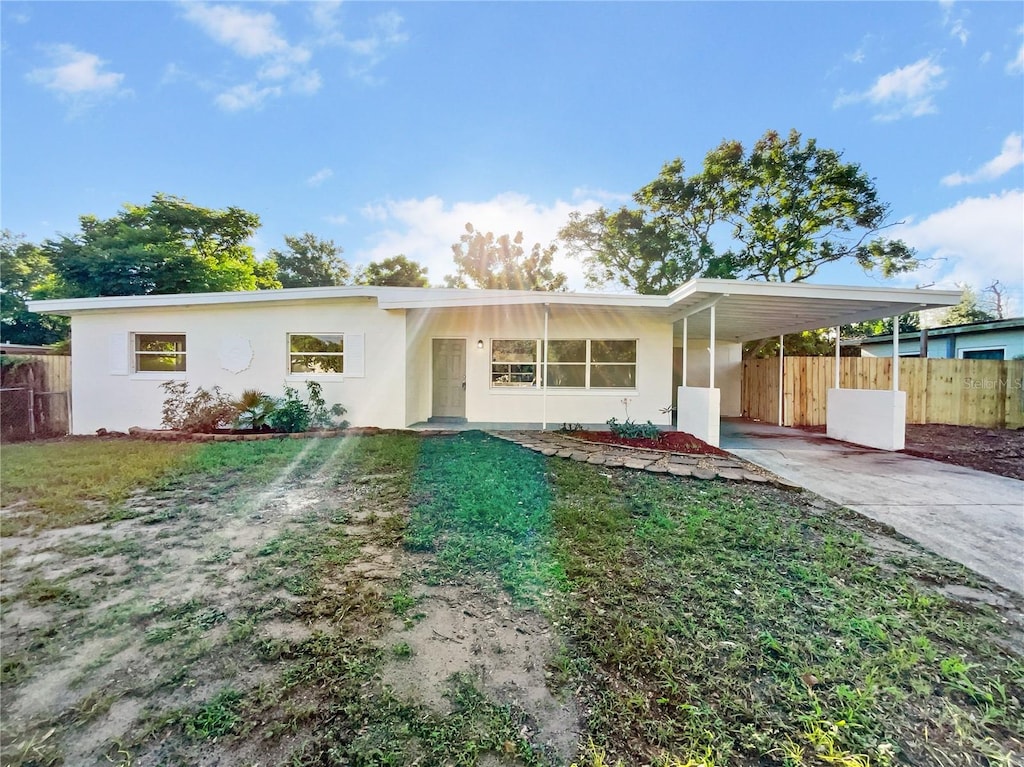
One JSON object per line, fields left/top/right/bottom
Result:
{"left": 564, "top": 430, "right": 729, "bottom": 456}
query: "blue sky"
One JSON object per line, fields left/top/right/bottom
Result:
{"left": 2, "top": 1, "right": 1022, "bottom": 312}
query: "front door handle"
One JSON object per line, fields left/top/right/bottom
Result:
{"left": 461, "top": 381, "right": 466, "bottom": 390}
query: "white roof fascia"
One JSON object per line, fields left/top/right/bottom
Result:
{"left": 28, "top": 279, "right": 962, "bottom": 321}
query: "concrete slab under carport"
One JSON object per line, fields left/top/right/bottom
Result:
{"left": 721, "top": 418, "right": 1024, "bottom": 596}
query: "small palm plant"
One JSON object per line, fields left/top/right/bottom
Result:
{"left": 233, "top": 389, "right": 277, "bottom": 430}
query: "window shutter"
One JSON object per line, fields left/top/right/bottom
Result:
{"left": 109, "top": 332, "right": 129, "bottom": 375}
{"left": 345, "top": 333, "right": 365, "bottom": 378}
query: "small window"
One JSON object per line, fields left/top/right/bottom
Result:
{"left": 289, "top": 333, "right": 344, "bottom": 374}
{"left": 962, "top": 349, "right": 1004, "bottom": 360}
{"left": 590, "top": 340, "right": 636, "bottom": 388}
{"left": 135, "top": 334, "right": 186, "bottom": 372}
{"left": 491, "top": 340, "right": 538, "bottom": 386}
{"left": 545, "top": 340, "right": 586, "bottom": 388}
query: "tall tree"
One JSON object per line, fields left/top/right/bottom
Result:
{"left": 357, "top": 255, "right": 429, "bottom": 287}
{"left": 0, "top": 230, "right": 69, "bottom": 344}
{"left": 943, "top": 285, "right": 995, "bottom": 326}
{"left": 446, "top": 223, "right": 567, "bottom": 291}
{"left": 560, "top": 129, "right": 917, "bottom": 292}
{"left": 44, "top": 193, "right": 279, "bottom": 297}
{"left": 270, "top": 233, "right": 350, "bottom": 288}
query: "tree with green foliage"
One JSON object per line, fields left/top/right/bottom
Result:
{"left": 560, "top": 129, "right": 917, "bottom": 292}
{"left": 43, "top": 193, "right": 279, "bottom": 297}
{"left": 847, "top": 313, "right": 921, "bottom": 337}
{"left": 357, "top": 255, "right": 429, "bottom": 287}
{"left": 943, "top": 285, "right": 995, "bottom": 326}
{"left": 269, "top": 233, "right": 349, "bottom": 288}
{"left": 0, "top": 230, "right": 69, "bottom": 344}
{"left": 446, "top": 223, "right": 567, "bottom": 291}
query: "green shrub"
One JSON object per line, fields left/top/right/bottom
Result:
{"left": 606, "top": 416, "right": 662, "bottom": 440}
{"left": 270, "top": 386, "right": 311, "bottom": 433}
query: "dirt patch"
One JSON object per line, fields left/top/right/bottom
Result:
{"left": 379, "top": 581, "right": 580, "bottom": 761}
{"left": 901, "top": 423, "right": 1024, "bottom": 480}
{"left": 564, "top": 429, "right": 728, "bottom": 455}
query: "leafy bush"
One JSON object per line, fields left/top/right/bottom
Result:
{"left": 160, "top": 381, "right": 237, "bottom": 433}
{"left": 606, "top": 416, "right": 662, "bottom": 441}
{"left": 233, "top": 389, "right": 277, "bottom": 430}
{"left": 304, "top": 381, "right": 348, "bottom": 429}
{"left": 269, "top": 381, "right": 348, "bottom": 434}
{"left": 270, "top": 386, "right": 311, "bottom": 434}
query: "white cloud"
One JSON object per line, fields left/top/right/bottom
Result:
{"left": 182, "top": 3, "right": 288, "bottom": 58}
{"left": 313, "top": 5, "right": 408, "bottom": 85}
{"left": 896, "top": 190, "right": 1024, "bottom": 314}
{"left": 942, "top": 133, "right": 1024, "bottom": 186}
{"left": 940, "top": 0, "right": 970, "bottom": 46}
{"left": 182, "top": 3, "right": 321, "bottom": 111}
{"left": 306, "top": 168, "right": 334, "bottom": 187}
{"left": 215, "top": 83, "right": 281, "bottom": 112}
{"left": 834, "top": 56, "right": 946, "bottom": 121}
{"left": 351, "top": 193, "right": 605, "bottom": 289}
{"left": 27, "top": 44, "right": 126, "bottom": 102}
{"left": 325, "top": 213, "right": 349, "bottom": 226}
{"left": 1008, "top": 42, "right": 1024, "bottom": 75}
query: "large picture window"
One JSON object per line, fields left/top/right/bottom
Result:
{"left": 135, "top": 333, "right": 186, "bottom": 372}
{"left": 289, "top": 333, "right": 344, "bottom": 374}
{"left": 490, "top": 339, "right": 636, "bottom": 389}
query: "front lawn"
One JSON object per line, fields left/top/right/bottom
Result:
{"left": 1, "top": 432, "right": 1020, "bottom": 766}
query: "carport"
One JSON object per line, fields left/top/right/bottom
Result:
{"left": 667, "top": 280, "right": 961, "bottom": 449}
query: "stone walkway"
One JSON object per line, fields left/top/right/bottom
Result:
{"left": 487, "top": 431, "right": 789, "bottom": 485}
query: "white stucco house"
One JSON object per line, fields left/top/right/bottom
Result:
{"left": 30, "top": 279, "right": 960, "bottom": 448}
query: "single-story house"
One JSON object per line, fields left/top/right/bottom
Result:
{"left": 854, "top": 317, "right": 1024, "bottom": 360}
{"left": 29, "top": 279, "right": 960, "bottom": 449}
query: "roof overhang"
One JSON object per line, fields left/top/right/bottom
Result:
{"left": 29, "top": 278, "right": 961, "bottom": 342}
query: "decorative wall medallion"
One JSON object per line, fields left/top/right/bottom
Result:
{"left": 220, "top": 335, "right": 253, "bottom": 373}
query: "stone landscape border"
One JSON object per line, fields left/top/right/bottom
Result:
{"left": 489, "top": 430, "right": 801, "bottom": 488}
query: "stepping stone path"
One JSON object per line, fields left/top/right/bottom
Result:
{"left": 487, "top": 431, "right": 800, "bottom": 488}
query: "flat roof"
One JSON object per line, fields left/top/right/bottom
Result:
{"left": 857, "top": 316, "right": 1024, "bottom": 345}
{"left": 29, "top": 279, "right": 961, "bottom": 343}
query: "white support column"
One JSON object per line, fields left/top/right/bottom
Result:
{"left": 834, "top": 325, "right": 841, "bottom": 389}
{"left": 892, "top": 315, "right": 899, "bottom": 391}
{"left": 709, "top": 304, "right": 716, "bottom": 389}
{"left": 681, "top": 317, "right": 688, "bottom": 387}
{"left": 542, "top": 304, "right": 549, "bottom": 429}
{"left": 777, "top": 335, "right": 784, "bottom": 426}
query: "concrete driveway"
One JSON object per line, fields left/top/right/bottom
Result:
{"left": 721, "top": 419, "right": 1024, "bottom": 595}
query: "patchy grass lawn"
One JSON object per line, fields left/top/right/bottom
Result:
{"left": 1, "top": 432, "right": 1021, "bottom": 766}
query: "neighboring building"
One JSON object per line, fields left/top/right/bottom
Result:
{"left": 857, "top": 318, "right": 1024, "bottom": 360}
{"left": 30, "top": 280, "right": 959, "bottom": 442}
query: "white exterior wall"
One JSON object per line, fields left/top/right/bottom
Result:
{"left": 405, "top": 304, "right": 674, "bottom": 426}
{"left": 69, "top": 299, "right": 407, "bottom": 433}
{"left": 672, "top": 341, "right": 742, "bottom": 417}
{"left": 826, "top": 388, "right": 907, "bottom": 451}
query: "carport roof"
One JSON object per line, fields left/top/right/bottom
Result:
{"left": 30, "top": 278, "right": 960, "bottom": 343}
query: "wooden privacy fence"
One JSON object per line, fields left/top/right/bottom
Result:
{"left": 0, "top": 354, "right": 72, "bottom": 440}
{"left": 742, "top": 357, "right": 1024, "bottom": 429}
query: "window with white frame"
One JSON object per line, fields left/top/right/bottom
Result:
{"left": 134, "top": 333, "right": 186, "bottom": 372}
{"left": 490, "top": 339, "right": 637, "bottom": 388}
{"left": 491, "top": 339, "right": 538, "bottom": 386}
{"left": 289, "top": 333, "right": 344, "bottom": 374}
